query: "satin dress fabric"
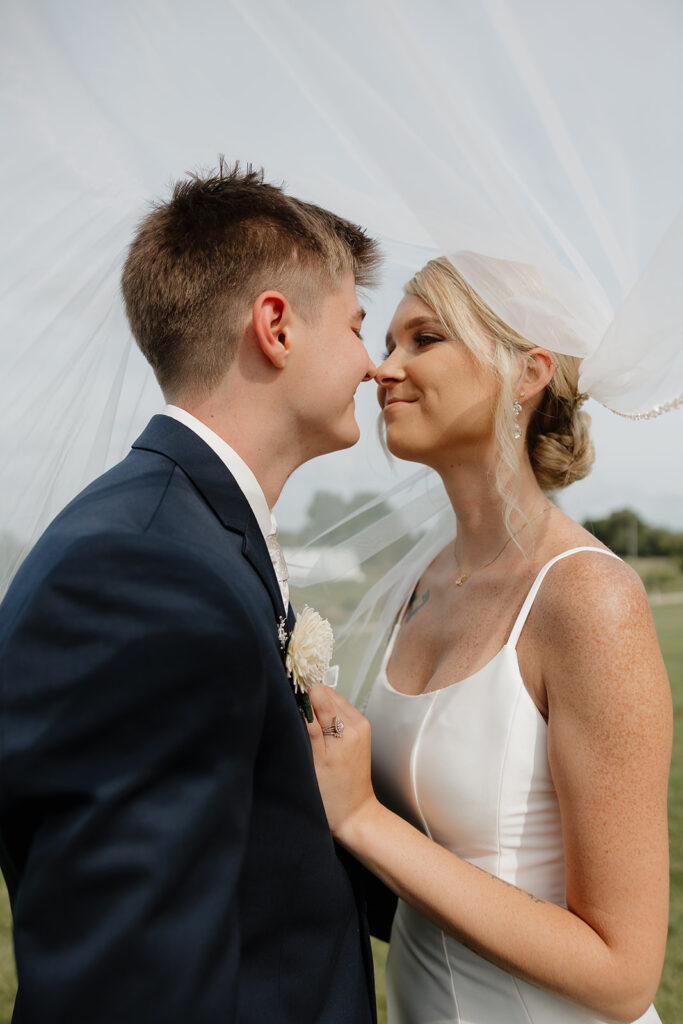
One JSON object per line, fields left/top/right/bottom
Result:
{"left": 366, "top": 547, "right": 661, "bottom": 1024}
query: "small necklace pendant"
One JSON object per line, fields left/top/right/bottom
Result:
{"left": 455, "top": 573, "right": 468, "bottom": 587}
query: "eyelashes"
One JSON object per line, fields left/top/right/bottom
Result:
{"left": 414, "top": 333, "right": 443, "bottom": 346}
{"left": 381, "top": 333, "right": 444, "bottom": 360}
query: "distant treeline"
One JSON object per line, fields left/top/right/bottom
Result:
{"left": 279, "top": 490, "right": 415, "bottom": 574}
{"left": 582, "top": 509, "right": 683, "bottom": 560}
{"left": 2, "top": 499, "right": 682, "bottom": 596}
{"left": 281, "top": 491, "right": 683, "bottom": 563}
{"left": 280, "top": 491, "right": 395, "bottom": 547}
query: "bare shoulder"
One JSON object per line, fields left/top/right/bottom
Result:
{"left": 530, "top": 545, "right": 669, "bottom": 713}
{"left": 534, "top": 546, "right": 649, "bottom": 637}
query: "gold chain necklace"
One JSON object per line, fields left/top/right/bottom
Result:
{"left": 453, "top": 505, "right": 554, "bottom": 587}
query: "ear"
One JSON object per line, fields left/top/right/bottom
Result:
{"left": 517, "top": 348, "right": 555, "bottom": 403}
{"left": 251, "top": 291, "right": 292, "bottom": 369}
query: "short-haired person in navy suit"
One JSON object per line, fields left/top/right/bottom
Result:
{"left": 0, "top": 162, "right": 383, "bottom": 1023}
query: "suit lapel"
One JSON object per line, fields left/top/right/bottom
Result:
{"left": 132, "top": 415, "right": 285, "bottom": 622}
{"left": 241, "top": 531, "right": 288, "bottom": 621}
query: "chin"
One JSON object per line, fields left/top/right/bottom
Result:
{"left": 319, "top": 419, "right": 361, "bottom": 456}
{"left": 385, "top": 431, "right": 433, "bottom": 466}
{"left": 337, "top": 421, "right": 361, "bottom": 450}
{"left": 339, "top": 408, "right": 361, "bottom": 445}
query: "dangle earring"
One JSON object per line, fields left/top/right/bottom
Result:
{"left": 513, "top": 392, "right": 524, "bottom": 440}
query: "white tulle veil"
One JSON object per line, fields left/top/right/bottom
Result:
{"left": 2, "top": 0, "right": 682, "bottom": 693}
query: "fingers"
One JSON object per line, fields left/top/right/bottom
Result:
{"left": 308, "top": 685, "right": 363, "bottom": 738}
{"left": 308, "top": 680, "right": 340, "bottom": 724}
{"left": 311, "top": 686, "right": 364, "bottom": 727}
{"left": 306, "top": 684, "right": 341, "bottom": 751}
{"left": 307, "top": 686, "right": 372, "bottom": 763}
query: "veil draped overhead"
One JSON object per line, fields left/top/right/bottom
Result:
{"left": 2, "top": 0, "right": 682, "bottom": 608}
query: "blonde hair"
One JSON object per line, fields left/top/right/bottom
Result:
{"left": 404, "top": 257, "right": 595, "bottom": 537}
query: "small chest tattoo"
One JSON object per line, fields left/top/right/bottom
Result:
{"left": 405, "top": 587, "right": 431, "bottom": 623}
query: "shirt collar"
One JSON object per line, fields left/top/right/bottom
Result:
{"left": 163, "top": 405, "right": 276, "bottom": 541}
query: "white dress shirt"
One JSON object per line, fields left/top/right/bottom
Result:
{"left": 164, "top": 405, "right": 289, "bottom": 609}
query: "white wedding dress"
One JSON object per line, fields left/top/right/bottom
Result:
{"left": 365, "top": 547, "right": 661, "bottom": 1024}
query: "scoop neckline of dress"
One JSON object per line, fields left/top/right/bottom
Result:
{"left": 379, "top": 544, "right": 616, "bottom": 702}
{"left": 381, "top": 641, "right": 516, "bottom": 699}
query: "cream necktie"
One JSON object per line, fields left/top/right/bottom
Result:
{"left": 265, "top": 532, "right": 289, "bottom": 610}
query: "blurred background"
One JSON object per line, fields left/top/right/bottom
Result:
{"left": 1, "top": 0, "right": 681, "bottom": 1018}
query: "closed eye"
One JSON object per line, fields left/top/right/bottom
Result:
{"left": 414, "top": 333, "right": 443, "bottom": 347}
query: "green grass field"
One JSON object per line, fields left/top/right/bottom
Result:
{"left": 655, "top": 603, "right": 683, "bottom": 1024}
{"left": 0, "top": 603, "right": 680, "bottom": 1022}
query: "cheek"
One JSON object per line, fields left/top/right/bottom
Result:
{"left": 441, "top": 396, "right": 498, "bottom": 447}
{"left": 349, "top": 340, "right": 369, "bottom": 379}
{"left": 388, "top": 385, "right": 496, "bottom": 449}
{"left": 333, "top": 344, "right": 367, "bottom": 394}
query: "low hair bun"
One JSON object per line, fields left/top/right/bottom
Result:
{"left": 529, "top": 406, "right": 595, "bottom": 490}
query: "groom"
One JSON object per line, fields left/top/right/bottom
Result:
{"left": 0, "top": 164, "right": 381, "bottom": 1022}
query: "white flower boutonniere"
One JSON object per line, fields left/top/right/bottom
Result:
{"left": 280, "top": 606, "right": 334, "bottom": 721}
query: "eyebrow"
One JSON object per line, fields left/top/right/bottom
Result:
{"left": 385, "top": 315, "right": 442, "bottom": 346}
{"left": 353, "top": 307, "right": 367, "bottom": 323}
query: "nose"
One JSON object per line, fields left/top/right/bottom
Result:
{"left": 375, "top": 350, "right": 405, "bottom": 386}
{"left": 375, "top": 349, "right": 406, "bottom": 408}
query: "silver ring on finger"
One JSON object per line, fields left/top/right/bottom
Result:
{"left": 321, "top": 715, "right": 345, "bottom": 739}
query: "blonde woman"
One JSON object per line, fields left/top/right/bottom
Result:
{"left": 307, "top": 258, "right": 671, "bottom": 1024}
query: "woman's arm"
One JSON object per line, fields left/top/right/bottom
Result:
{"left": 307, "top": 558, "right": 671, "bottom": 1023}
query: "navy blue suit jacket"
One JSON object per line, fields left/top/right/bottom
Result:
{"left": 0, "top": 415, "right": 376, "bottom": 1023}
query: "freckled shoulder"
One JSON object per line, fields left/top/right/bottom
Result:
{"left": 535, "top": 549, "right": 647, "bottom": 628}
{"left": 526, "top": 550, "right": 668, "bottom": 708}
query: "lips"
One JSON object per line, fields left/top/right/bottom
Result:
{"left": 383, "top": 396, "right": 416, "bottom": 409}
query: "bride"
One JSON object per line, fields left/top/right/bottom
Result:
{"left": 306, "top": 256, "right": 671, "bottom": 1024}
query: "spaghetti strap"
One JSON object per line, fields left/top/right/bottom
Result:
{"left": 507, "top": 546, "right": 621, "bottom": 650}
